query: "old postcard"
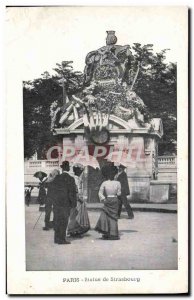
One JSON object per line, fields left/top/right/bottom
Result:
{"left": 6, "top": 6, "right": 188, "bottom": 294}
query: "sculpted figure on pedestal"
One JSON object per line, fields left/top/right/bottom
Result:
{"left": 51, "top": 31, "right": 150, "bottom": 134}
{"left": 84, "top": 31, "right": 133, "bottom": 87}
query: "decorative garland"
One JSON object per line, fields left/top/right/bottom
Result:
{"left": 50, "top": 80, "right": 152, "bottom": 129}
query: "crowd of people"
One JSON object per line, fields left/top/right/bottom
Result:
{"left": 25, "top": 161, "right": 134, "bottom": 244}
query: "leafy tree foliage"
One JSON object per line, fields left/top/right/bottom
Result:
{"left": 131, "top": 44, "right": 177, "bottom": 154}
{"left": 23, "top": 61, "right": 83, "bottom": 159}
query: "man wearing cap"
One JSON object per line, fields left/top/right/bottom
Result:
{"left": 53, "top": 161, "right": 77, "bottom": 244}
{"left": 116, "top": 164, "right": 134, "bottom": 219}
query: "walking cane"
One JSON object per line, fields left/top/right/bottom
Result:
{"left": 33, "top": 211, "right": 43, "bottom": 230}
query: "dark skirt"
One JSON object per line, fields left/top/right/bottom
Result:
{"left": 95, "top": 196, "right": 119, "bottom": 239}
{"left": 37, "top": 186, "right": 47, "bottom": 205}
{"left": 67, "top": 202, "right": 90, "bottom": 236}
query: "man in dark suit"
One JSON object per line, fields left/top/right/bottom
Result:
{"left": 53, "top": 161, "right": 77, "bottom": 244}
{"left": 116, "top": 164, "right": 134, "bottom": 219}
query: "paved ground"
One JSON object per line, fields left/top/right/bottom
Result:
{"left": 87, "top": 203, "right": 177, "bottom": 213}
{"left": 30, "top": 197, "right": 177, "bottom": 213}
{"left": 26, "top": 205, "right": 178, "bottom": 271}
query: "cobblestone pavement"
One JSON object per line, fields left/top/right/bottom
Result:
{"left": 26, "top": 205, "right": 178, "bottom": 271}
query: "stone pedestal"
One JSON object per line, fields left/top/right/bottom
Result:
{"left": 150, "top": 180, "right": 177, "bottom": 203}
{"left": 150, "top": 181, "right": 170, "bottom": 203}
{"left": 54, "top": 115, "right": 163, "bottom": 203}
{"left": 128, "top": 175, "right": 151, "bottom": 202}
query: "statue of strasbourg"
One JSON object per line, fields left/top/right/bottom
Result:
{"left": 52, "top": 31, "right": 148, "bottom": 141}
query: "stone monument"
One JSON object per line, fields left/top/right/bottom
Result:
{"left": 51, "top": 31, "right": 163, "bottom": 202}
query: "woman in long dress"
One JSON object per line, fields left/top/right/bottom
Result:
{"left": 67, "top": 165, "right": 90, "bottom": 236}
{"left": 95, "top": 165, "right": 121, "bottom": 240}
{"left": 37, "top": 178, "right": 47, "bottom": 206}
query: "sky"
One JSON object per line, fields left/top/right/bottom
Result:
{"left": 6, "top": 6, "right": 187, "bottom": 81}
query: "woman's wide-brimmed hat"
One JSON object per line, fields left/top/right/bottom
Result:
{"left": 101, "top": 164, "right": 118, "bottom": 179}
{"left": 33, "top": 171, "right": 47, "bottom": 180}
{"left": 60, "top": 160, "right": 70, "bottom": 169}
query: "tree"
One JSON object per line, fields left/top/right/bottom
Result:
{"left": 131, "top": 44, "right": 177, "bottom": 155}
{"left": 23, "top": 87, "right": 40, "bottom": 159}
{"left": 53, "top": 61, "right": 84, "bottom": 101}
{"left": 23, "top": 61, "right": 84, "bottom": 159}
{"left": 23, "top": 74, "right": 62, "bottom": 159}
